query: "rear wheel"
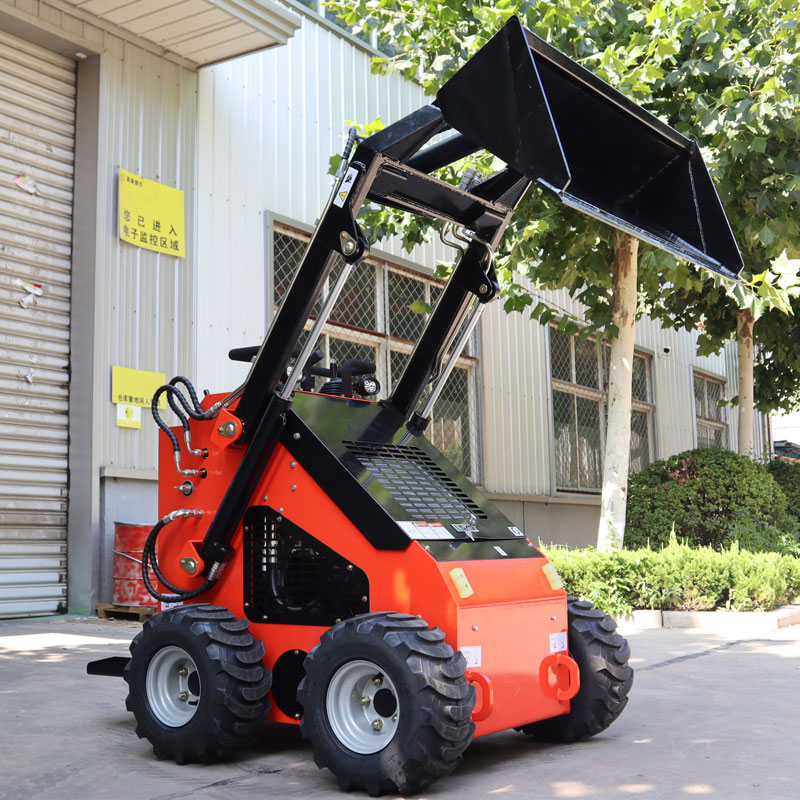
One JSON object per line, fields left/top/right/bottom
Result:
{"left": 298, "top": 612, "right": 475, "bottom": 796}
{"left": 124, "top": 603, "right": 271, "bottom": 763}
{"left": 520, "top": 597, "right": 633, "bottom": 742}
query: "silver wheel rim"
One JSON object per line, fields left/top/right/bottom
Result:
{"left": 145, "top": 645, "right": 201, "bottom": 727}
{"left": 326, "top": 659, "right": 400, "bottom": 754}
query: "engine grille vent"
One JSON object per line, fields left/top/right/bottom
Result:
{"left": 344, "top": 440, "right": 486, "bottom": 521}
{"left": 243, "top": 508, "right": 369, "bottom": 627}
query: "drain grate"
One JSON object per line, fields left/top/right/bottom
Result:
{"left": 344, "top": 441, "right": 486, "bottom": 521}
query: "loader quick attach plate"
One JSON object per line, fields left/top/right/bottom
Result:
{"left": 281, "top": 392, "right": 545, "bottom": 562}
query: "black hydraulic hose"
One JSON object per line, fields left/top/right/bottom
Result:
{"left": 342, "top": 126, "right": 358, "bottom": 165}
{"left": 141, "top": 514, "right": 215, "bottom": 603}
{"left": 166, "top": 391, "right": 190, "bottom": 435}
{"left": 151, "top": 377, "right": 208, "bottom": 458}
{"left": 169, "top": 376, "right": 205, "bottom": 419}
{"left": 151, "top": 386, "right": 181, "bottom": 454}
{"left": 166, "top": 388, "right": 201, "bottom": 424}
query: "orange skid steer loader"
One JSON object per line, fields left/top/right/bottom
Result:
{"left": 89, "top": 16, "right": 741, "bottom": 796}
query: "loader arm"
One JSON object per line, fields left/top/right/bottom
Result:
{"left": 197, "top": 14, "right": 742, "bottom": 575}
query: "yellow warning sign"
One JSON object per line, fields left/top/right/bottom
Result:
{"left": 112, "top": 365, "right": 167, "bottom": 408}
{"left": 117, "top": 403, "right": 141, "bottom": 429}
{"left": 118, "top": 168, "right": 186, "bottom": 257}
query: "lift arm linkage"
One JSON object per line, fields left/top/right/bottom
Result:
{"left": 197, "top": 106, "right": 529, "bottom": 572}
{"left": 196, "top": 13, "right": 743, "bottom": 576}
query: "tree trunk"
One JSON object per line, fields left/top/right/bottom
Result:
{"left": 737, "top": 308, "right": 755, "bottom": 457}
{"left": 597, "top": 231, "right": 639, "bottom": 552}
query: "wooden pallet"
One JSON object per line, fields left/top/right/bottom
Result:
{"left": 95, "top": 602, "right": 156, "bottom": 622}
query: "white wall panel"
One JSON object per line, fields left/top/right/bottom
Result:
{"left": 92, "top": 43, "right": 198, "bottom": 471}
{"left": 196, "top": 14, "right": 439, "bottom": 394}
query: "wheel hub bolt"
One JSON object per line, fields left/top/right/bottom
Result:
{"left": 372, "top": 676, "right": 382, "bottom": 686}
{"left": 392, "top": 714, "right": 398, "bottom": 723}
{"left": 178, "top": 691, "right": 189, "bottom": 701}
{"left": 178, "top": 668, "right": 188, "bottom": 677}
{"left": 371, "top": 719, "right": 383, "bottom": 731}
{"left": 360, "top": 696, "right": 371, "bottom": 707}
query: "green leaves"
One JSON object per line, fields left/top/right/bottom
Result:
{"left": 324, "top": 0, "right": 800, "bottom": 409}
{"left": 407, "top": 299, "right": 431, "bottom": 315}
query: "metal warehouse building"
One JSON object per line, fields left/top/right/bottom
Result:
{"left": 0, "top": 1, "right": 768, "bottom": 618}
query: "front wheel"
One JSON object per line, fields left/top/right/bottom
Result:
{"left": 124, "top": 604, "right": 271, "bottom": 763}
{"left": 519, "top": 596, "right": 633, "bottom": 742}
{"left": 298, "top": 612, "right": 475, "bottom": 796}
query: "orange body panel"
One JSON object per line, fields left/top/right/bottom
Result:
{"left": 155, "top": 393, "right": 576, "bottom": 735}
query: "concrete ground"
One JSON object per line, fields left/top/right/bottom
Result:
{"left": 1, "top": 614, "right": 799, "bottom": 800}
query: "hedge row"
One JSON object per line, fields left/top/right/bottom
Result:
{"left": 542, "top": 538, "right": 800, "bottom": 619}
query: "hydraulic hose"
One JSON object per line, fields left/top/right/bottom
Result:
{"left": 141, "top": 510, "right": 215, "bottom": 603}
{"left": 169, "top": 376, "right": 204, "bottom": 417}
{"left": 151, "top": 377, "right": 211, "bottom": 473}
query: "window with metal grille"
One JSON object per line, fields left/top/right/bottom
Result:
{"left": 550, "top": 326, "right": 655, "bottom": 492}
{"left": 270, "top": 223, "right": 481, "bottom": 480}
{"left": 693, "top": 373, "right": 728, "bottom": 449}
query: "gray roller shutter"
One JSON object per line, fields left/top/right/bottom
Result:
{"left": 0, "top": 31, "right": 75, "bottom": 617}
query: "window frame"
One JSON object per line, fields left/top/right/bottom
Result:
{"left": 547, "top": 323, "right": 656, "bottom": 494}
{"left": 692, "top": 370, "right": 729, "bottom": 449}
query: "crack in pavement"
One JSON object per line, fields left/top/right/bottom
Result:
{"left": 637, "top": 638, "right": 779, "bottom": 671}
{"left": 149, "top": 767, "right": 282, "bottom": 800}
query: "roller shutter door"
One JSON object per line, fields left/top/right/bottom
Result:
{"left": 0, "top": 31, "right": 75, "bottom": 617}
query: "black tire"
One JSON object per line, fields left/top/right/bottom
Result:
{"left": 298, "top": 612, "right": 475, "bottom": 796}
{"left": 124, "top": 603, "right": 271, "bottom": 763}
{"left": 519, "top": 596, "right": 633, "bottom": 743}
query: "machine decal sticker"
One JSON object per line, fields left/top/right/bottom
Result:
{"left": 461, "top": 645, "right": 482, "bottom": 668}
{"left": 550, "top": 632, "right": 568, "bottom": 654}
{"left": 333, "top": 166, "right": 358, "bottom": 207}
{"left": 448, "top": 567, "right": 474, "bottom": 598}
{"left": 493, "top": 545, "right": 508, "bottom": 556}
{"left": 508, "top": 526, "right": 525, "bottom": 537}
{"left": 542, "top": 563, "right": 564, "bottom": 590}
{"left": 398, "top": 521, "right": 454, "bottom": 540}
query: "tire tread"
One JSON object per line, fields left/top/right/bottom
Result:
{"left": 299, "top": 611, "right": 475, "bottom": 795}
{"left": 519, "top": 596, "right": 633, "bottom": 743}
{"left": 123, "top": 603, "right": 271, "bottom": 763}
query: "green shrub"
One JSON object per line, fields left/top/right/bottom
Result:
{"left": 626, "top": 448, "right": 796, "bottom": 551}
{"left": 723, "top": 545, "right": 800, "bottom": 611}
{"left": 544, "top": 547, "right": 640, "bottom": 618}
{"left": 729, "top": 513, "right": 800, "bottom": 557}
{"left": 633, "top": 538, "right": 729, "bottom": 611}
{"left": 541, "top": 537, "right": 800, "bottom": 615}
{"left": 768, "top": 459, "right": 800, "bottom": 525}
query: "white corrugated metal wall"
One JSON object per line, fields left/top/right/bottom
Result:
{"left": 85, "top": 39, "right": 199, "bottom": 610}
{"left": 196, "top": 13, "right": 437, "bottom": 394}
{"left": 0, "top": 30, "right": 75, "bottom": 616}
{"left": 95, "top": 42, "right": 198, "bottom": 473}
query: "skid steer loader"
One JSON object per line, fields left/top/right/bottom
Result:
{"left": 89, "top": 16, "right": 741, "bottom": 796}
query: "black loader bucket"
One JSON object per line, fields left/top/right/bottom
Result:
{"left": 436, "top": 16, "right": 743, "bottom": 279}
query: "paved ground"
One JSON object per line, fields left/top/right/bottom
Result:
{"left": 1, "top": 614, "right": 799, "bottom": 800}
